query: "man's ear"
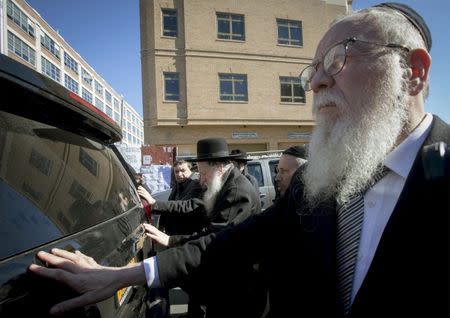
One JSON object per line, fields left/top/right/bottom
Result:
{"left": 407, "top": 48, "right": 431, "bottom": 96}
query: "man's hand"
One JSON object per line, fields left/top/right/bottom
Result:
{"left": 143, "top": 223, "right": 170, "bottom": 247}
{"left": 28, "top": 248, "right": 145, "bottom": 315}
{"left": 137, "top": 186, "right": 156, "bottom": 205}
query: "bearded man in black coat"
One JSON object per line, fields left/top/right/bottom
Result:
{"left": 138, "top": 137, "right": 265, "bottom": 317}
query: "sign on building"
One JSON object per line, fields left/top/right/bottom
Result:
{"left": 232, "top": 132, "right": 258, "bottom": 139}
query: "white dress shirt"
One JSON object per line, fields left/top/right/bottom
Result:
{"left": 351, "top": 113, "right": 433, "bottom": 302}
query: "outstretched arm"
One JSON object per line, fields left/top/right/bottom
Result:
{"left": 28, "top": 248, "right": 146, "bottom": 315}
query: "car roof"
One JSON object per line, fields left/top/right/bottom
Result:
{"left": 0, "top": 54, "right": 122, "bottom": 144}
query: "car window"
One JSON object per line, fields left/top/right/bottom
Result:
{"left": 269, "top": 160, "right": 279, "bottom": 185}
{"left": 247, "top": 162, "right": 264, "bottom": 187}
{"left": 0, "top": 110, "right": 140, "bottom": 260}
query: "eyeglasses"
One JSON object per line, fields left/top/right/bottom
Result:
{"left": 299, "top": 37, "right": 410, "bottom": 91}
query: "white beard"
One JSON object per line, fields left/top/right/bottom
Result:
{"left": 203, "top": 171, "right": 224, "bottom": 216}
{"left": 303, "top": 54, "right": 408, "bottom": 205}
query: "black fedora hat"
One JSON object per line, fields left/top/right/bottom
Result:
{"left": 186, "top": 138, "right": 241, "bottom": 162}
{"left": 230, "top": 149, "right": 253, "bottom": 162}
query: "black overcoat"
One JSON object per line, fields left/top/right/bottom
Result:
{"left": 160, "top": 173, "right": 204, "bottom": 235}
{"left": 153, "top": 167, "right": 261, "bottom": 245}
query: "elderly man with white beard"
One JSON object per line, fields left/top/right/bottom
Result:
{"left": 30, "top": 3, "right": 449, "bottom": 318}
{"left": 139, "top": 137, "right": 266, "bottom": 318}
{"left": 137, "top": 137, "right": 262, "bottom": 247}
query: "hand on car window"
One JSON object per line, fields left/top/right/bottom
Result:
{"left": 143, "top": 223, "right": 170, "bottom": 247}
{"left": 28, "top": 249, "right": 116, "bottom": 314}
{"left": 137, "top": 186, "right": 156, "bottom": 205}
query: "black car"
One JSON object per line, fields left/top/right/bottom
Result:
{"left": 0, "top": 54, "right": 151, "bottom": 317}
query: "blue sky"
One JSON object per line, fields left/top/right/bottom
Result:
{"left": 26, "top": 0, "right": 449, "bottom": 122}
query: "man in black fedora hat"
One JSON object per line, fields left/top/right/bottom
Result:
{"left": 229, "top": 149, "right": 260, "bottom": 194}
{"left": 138, "top": 137, "right": 265, "bottom": 317}
{"left": 138, "top": 138, "right": 261, "bottom": 246}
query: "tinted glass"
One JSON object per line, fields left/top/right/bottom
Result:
{"left": 0, "top": 110, "right": 139, "bottom": 260}
{"left": 269, "top": 160, "right": 279, "bottom": 185}
{"left": 247, "top": 163, "right": 264, "bottom": 187}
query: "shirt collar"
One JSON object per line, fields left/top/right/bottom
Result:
{"left": 384, "top": 113, "right": 433, "bottom": 178}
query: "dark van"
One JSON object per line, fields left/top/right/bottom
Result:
{"left": 0, "top": 54, "right": 150, "bottom": 317}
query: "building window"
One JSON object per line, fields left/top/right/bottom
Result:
{"left": 105, "top": 90, "right": 112, "bottom": 105}
{"left": 219, "top": 74, "right": 248, "bottom": 101}
{"left": 64, "top": 74, "right": 79, "bottom": 94}
{"left": 82, "top": 88, "right": 93, "bottom": 103}
{"left": 113, "top": 111, "right": 121, "bottom": 124}
{"left": 95, "top": 97, "right": 104, "bottom": 111}
{"left": 69, "top": 180, "right": 92, "bottom": 201}
{"left": 41, "top": 32, "right": 60, "bottom": 59}
{"left": 105, "top": 105, "right": 113, "bottom": 118}
{"left": 7, "top": 0, "right": 35, "bottom": 37}
{"left": 79, "top": 148, "right": 98, "bottom": 176}
{"left": 29, "top": 148, "right": 52, "bottom": 176}
{"left": 7, "top": 31, "right": 35, "bottom": 66}
{"left": 163, "top": 72, "right": 180, "bottom": 101}
{"left": 64, "top": 52, "right": 79, "bottom": 74}
{"left": 81, "top": 68, "right": 93, "bottom": 88}
{"left": 22, "top": 182, "right": 42, "bottom": 201}
{"left": 280, "top": 76, "right": 305, "bottom": 103}
{"left": 162, "top": 9, "right": 177, "bottom": 37}
{"left": 113, "top": 98, "right": 120, "bottom": 112}
{"left": 41, "top": 57, "right": 60, "bottom": 82}
{"left": 94, "top": 80, "right": 103, "bottom": 96}
{"left": 277, "top": 19, "right": 302, "bottom": 46}
{"left": 217, "top": 13, "right": 245, "bottom": 41}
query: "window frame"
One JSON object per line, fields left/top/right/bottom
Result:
{"left": 64, "top": 52, "right": 79, "bottom": 74}
{"left": 105, "top": 90, "right": 112, "bottom": 105}
{"left": 7, "top": 31, "right": 36, "bottom": 66}
{"left": 163, "top": 72, "right": 180, "bottom": 101}
{"left": 279, "top": 76, "right": 305, "bottom": 103}
{"left": 79, "top": 148, "right": 99, "bottom": 177}
{"left": 41, "top": 56, "right": 61, "bottom": 82}
{"left": 40, "top": 32, "right": 60, "bottom": 59}
{"left": 81, "top": 68, "right": 93, "bottom": 88}
{"left": 94, "top": 97, "right": 104, "bottom": 111}
{"left": 161, "top": 8, "right": 177, "bottom": 37}
{"left": 277, "top": 18, "right": 303, "bottom": 47}
{"left": 64, "top": 74, "right": 79, "bottom": 94}
{"left": 94, "top": 80, "right": 104, "bottom": 96}
{"left": 216, "top": 12, "right": 245, "bottom": 41}
{"left": 81, "top": 87, "right": 93, "bottom": 104}
{"left": 219, "top": 73, "right": 248, "bottom": 102}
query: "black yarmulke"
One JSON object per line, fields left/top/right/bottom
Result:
{"left": 374, "top": 2, "right": 432, "bottom": 51}
{"left": 282, "top": 146, "right": 307, "bottom": 159}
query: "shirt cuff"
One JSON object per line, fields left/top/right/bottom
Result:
{"left": 143, "top": 257, "right": 161, "bottom": 288}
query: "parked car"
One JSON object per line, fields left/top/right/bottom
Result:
{"left": 0, "top": 54, "right": 151, "bottom": 317}
{"left": 246, "top": 151, "right": 281, "bottom": 210}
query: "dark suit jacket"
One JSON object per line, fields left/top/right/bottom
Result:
{"left": 156, "top": 116, "right": 449, "bottom": 318}
{"left": 153, "top": 167, "right": 261, "bottom": 246}
{"left": 168, "top": 172, "right": 203, "bottom": 201}
{"left": 160, "top": 173, "right": 204, "bottom": 235}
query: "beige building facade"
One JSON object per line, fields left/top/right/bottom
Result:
{"left": 140, "top": 0, "right": 350, "bottom": 155}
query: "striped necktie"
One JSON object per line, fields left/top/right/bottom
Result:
{"left": 336, "top": 167, "right": 389, "bottom": 316}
